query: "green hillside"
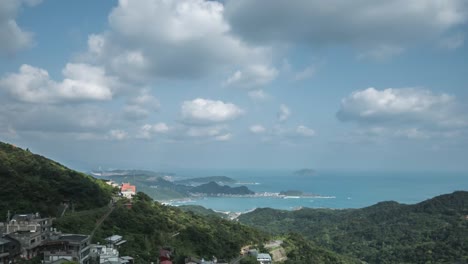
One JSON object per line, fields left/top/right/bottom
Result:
{"left": 0, "top": 142, "right": 114, "bottom": 217}
{"left": 239, "top": 191, "right": 468, "bottom": 263}
{"left": 55, "top": 193, "right": 268, "bottom": 263}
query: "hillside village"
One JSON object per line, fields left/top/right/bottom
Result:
{"left": 0, "top": 183, "right": 273, "bottom": 264}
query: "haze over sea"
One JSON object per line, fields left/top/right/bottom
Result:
{"left": 169, "top": 169, "right": 468, "bottom": 213}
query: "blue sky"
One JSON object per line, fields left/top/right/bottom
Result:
{"left": 1, "top": 0, "right": 467, "bottom": 172}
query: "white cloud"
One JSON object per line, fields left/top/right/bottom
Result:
{"left": 337, "top": 87, "right": 468, "bottom": 139}
{"left": 137, "top": 122, "right": 170, "bottom": 139}
{"left": 337, "top": 87, "right": 466, "bottom": 127}
{"left": 294, "top": 66, "right": 316, "bottom": 81}
{"left": 225, "top": 0, "right": 468, "bottom": 58}
{"left": 248, "top": 89, "right": 269, "bottom": 101}
{"left": 83, "top": 0, "right": 272, "bottom": 81}
{"left": 0, "top": 64, "right": 117, "bottom": 103}
{"left": 278, "top": 104, "right": 291, "bottom": 122}
{"left": 224, "top": 65, "right": 278, "bottom": 88}
{"left": 181, "top": 98, "right": 244, "bottom": 124}
{"left": 0, "top": 0, "right": 41, "bottom": 55}
{"left": 0, "top": 102, "right": 116, "bottom": 135}
{"left": 295, "top": 125, "right": 315, "bottom": 137}
{"left": 183, "top": 125, "right": 233, "bottom": 141}
{"left": 250, "top": 124, "right": 266, "bottom": 134}
{"left": 107, "top": 129, "right": 128, "bottom": 141}
{"left": 123, "top": 89, "right": 160, "bottom": 120}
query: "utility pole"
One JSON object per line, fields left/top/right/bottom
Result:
{"left": 6, "top": 210, "right": 10, "bottom": 234}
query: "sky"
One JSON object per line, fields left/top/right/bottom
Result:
{"left": 0, "top": 0, "right": 468, "bottom": 172}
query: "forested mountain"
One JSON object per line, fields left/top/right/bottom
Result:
{"left": 0, "top": 142, "right": 114, "bottom": 217}
{"left": 239, "top": 191, "right": 468, "bottom": 263}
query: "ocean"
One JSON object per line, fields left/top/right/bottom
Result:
{"left": 168, "top": 169, "right": 468, "bottom": 213}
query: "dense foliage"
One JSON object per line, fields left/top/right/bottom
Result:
{"left": 281, "top": 234, "right": 361, "bottom": 264}
{"left": 0, "top": 142, "right": 114, "bottom": 217}
{"left": 239, "top": 191, "right": 468, "bottom": 263}
{"left": 55, "top": 193, "right": 268, "bottom": 264}
{"left": 178, "top": 205, "right": 227, "bottom": 218}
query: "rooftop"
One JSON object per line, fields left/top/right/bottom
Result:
{"left": 58, "top": 234, "right": 89, "bottom": 243}
{"left": 0, "top": 238, "right": 10, "bottom": 245}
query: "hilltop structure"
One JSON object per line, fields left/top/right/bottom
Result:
{"left": 120, "top": 183, "right": 136, "bottom": 198}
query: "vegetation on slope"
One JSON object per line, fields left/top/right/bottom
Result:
{"left": 239, "top": 191, "right": 468, "bottom": 263}
{"left": 281, "top": 234, "right": 362, "bottom": 264}
{"left": 55, "top": 193, "right": 268, "bottom": 264}
{"left": 0, "top": 142, "right": 114, "bottom": 217}
{"left": 178, "top": 205, "right": 227, "bottom": 218}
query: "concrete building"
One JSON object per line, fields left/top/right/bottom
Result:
{"left": 42, "top": 234, "right": 91, "bottom": 264}
{"left": 256, "top": 253, "right": 272, "bottom": 264}
{"left": 4, "top": 213, "right": 53, "bottom": 259}
{"left": 90, "top": 244, "right": 133, "bottom": 264}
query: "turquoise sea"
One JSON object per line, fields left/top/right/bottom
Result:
{"left": 168, "top": 169, "right": 468, "bottom": 213}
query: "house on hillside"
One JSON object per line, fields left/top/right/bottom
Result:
{"left": 4, "top": 213, "right": 53, "bottom": 259}
{"left": 256, "top": 253, "right": 272, "bottom": 264}
{"left": 120, "top": 183, "right": 136, "bottom": 198}
{"left": 89, "top": 244, "right": 133, "bottom": 264}
{"left": 41, "top": 234, "right": 91, "bottom": 264}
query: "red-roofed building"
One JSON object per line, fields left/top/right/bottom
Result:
{"left": 120, "top": 183, "right": 136, "bottom": 198}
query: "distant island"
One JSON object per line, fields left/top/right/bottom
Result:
{"left": 294, "top": 169, "right": 316, "bottom": 176}
{"left": 175, "top": 176, "right": 236, "bottom": 186}
{"left": 190, "top": 181, "right": 254, "bottom": 196}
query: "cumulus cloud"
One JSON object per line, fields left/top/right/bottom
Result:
{"left": 83, "top": 0, "right": 272, "bottom": 81}
{"left": 225, "top": 0, "right": 468, "bottom": 57}
{"left": 337, "top": 87, "right": 466, "bottom": 127}
{"left": 278, "top": 104, "right": 291, "bottom": 122}
{"left": 0, "top": 64, "right": 117, "bottom": 103}
{"left": 0, "top": 102, "right": 115, "bottom": 136}
{"left": 0, "top": 0, "right": 41, "bottom": 55}
{"left": 223, "top": 65, "right": 278, "bottom": 88}
{"left": 181, "top": 98, "right": 244, "bottom": 124}
{"left": 123, "top": 89, "right": 160, "bottom": 120}
{"left": 249, "top": 124, "right": 266, "bottom": 134}
{"left": 137, "top": 122, "right": 170, "bottom": 139}
{"left": 337, "top": 87, "right": 468, "bottom": 139}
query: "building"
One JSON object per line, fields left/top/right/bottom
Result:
{"left": 0, "top": 236, "right": 21, "bottom": 264}
{"left": 256, "top": 253, "right": 272, "bottom": 264}
{"left": 120, "top": 183, "right": 136, "bottom": 198}
{"left": 4, "top": 213, "right": 53, "bottom": 259}
{"left": 42, "top": 234, "right": 91, "bottom": 264}
{"left": 104, "top": 235, "right": 126, "bottom": 247}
